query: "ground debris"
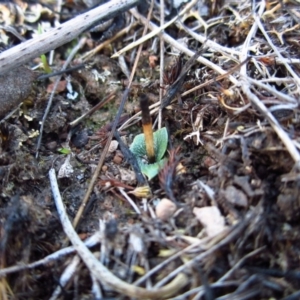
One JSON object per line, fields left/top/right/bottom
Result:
{"left": 0, "top": 0, "right": 300, "bottom": 298}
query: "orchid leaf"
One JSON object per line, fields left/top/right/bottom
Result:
{"left": 138, "top": 158, "right": 167, "bottom": 180}
{"left": 130, "top": 127, "right": 168, "bottom": 180}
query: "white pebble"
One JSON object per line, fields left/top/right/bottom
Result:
{"left": 156, "top": 198, "right": 177, "bottom": 221}
{"left": 108, "top": 140, "right": 119, "bottom": 153}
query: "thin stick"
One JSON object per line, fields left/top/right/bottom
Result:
{"left": 173, "top": 281, "right": 239, "bottom": 300}
{"left": 259, "top": 77, "right": 296, "bottom": 83}
{"left": 0, "top": 232, "right": 101, "bottom": 277}
{"left": 181, "top": 58, "right": 249, "bottom": 97}
{"left": 239, "top": 1, "right": 265, "bottom": 76}
{"left": 69, "top": 93, "right": 115, "bottom": 127}
{"left": 49, "top": 168, "right": 188, "bottom": 298}
{"left": 153, "top": 210, "right": 255, "bottom": 289}
{"left": 71, "top": 92, "right": 132, "bottom": 229}
{"left": 241, "top": 78, "right": 300, "bottom": 164}
{"left": 118, "top": 188, "right": 141, "bottom": 214}
{"left": 247, "top": 77, "right": 297, "bottom": 104}
{"left": 218, "top": 247, "right": 265, "bottom": 282}
{"left": 35, "top": 37, "right": 87, "bottom": 158}
{"left": 158, "top": 0, "right": 165, "bottom": 129}
{"left": 80, "top": 21, "right": 139, "bottom": 61}
{"left": 134, "top": 228, "right": 226, "bottom": 286}
{"left": 72, "top": 0, "right": 155, "bottom": 229}
{"left": 179, "top": 22, "right": 241, "bottom": 59}
{"left": 49, "top": 256, "right": 80, "bottom": 300}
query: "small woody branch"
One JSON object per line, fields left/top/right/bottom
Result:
{"left": 0, "top": 0, "right": 140, "bottom": 75}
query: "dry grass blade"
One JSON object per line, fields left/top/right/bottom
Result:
{"left": 69, "top": 93, "right": 116, "bottom": 127}
{"left": 49, "top": 256, "right": 80, "bottom": 300}
{"left": 248, "top": 77, "right": 297, "bottom": 103}
{"left": 161, "top": 43, "right": 209, "bottom": 108}
{"left": 81, "top": 22, "right": 139, "bottom": 61}
{"left": 158, "top": 0, "right": 165, "bottom": 129}
{"left": 153, "top": 207, "right": 261, "bottom": 289}
{"left": 178, "top": 22, "right": 241, "bottom": 59}
{"left": 71, "top": 89, "right": 131, "bottom": 230}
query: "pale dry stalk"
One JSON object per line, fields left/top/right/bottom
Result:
{"left": 0, "top": 0, "right": 140, "bottom": 75}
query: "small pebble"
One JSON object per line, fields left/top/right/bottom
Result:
{"left": 193, "top": 206, "right": 225, "bottom": 237}
{"left": 0, "top": 66, "right": 37, "bottom": 118}
{"left": 46, "top": 141, "right": 57, "bottom": 150}
{"left": 78, "top": 233, "right": 88, "bottom": 240}
{"left": 156, "top": 198, "right": 177, "bottom": 221}
{"left": 108, "top": 140, "right": 119, "bottom": 153}
{"left": 113, "top": 154, "right": 123, "bottom": 164}
{"left": 224, "top": 186, "right": 248, "bottom": 207}
{"left": 44, "top": 209, "right": 52, "bottom": 217}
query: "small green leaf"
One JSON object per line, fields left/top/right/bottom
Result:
{"left": 38, "top": 23, "right": 52, "bottom": 74}
{"left": 130, "top": 127, "right": 168, "bottom": 161}
{"left": 130, "top": 133, "right": 147, "bottom": 158}
{"left": 40, "top": 54, "right": 52, "bottom": 74}
{"left": 139, "top": 158, "right": 167, "bottom": 180}
{"left": 37, "top": 23, "right": 43, "bottom": 35}
{"left": 58, "top": 147, "right": 71, "bottom": 155}
{"left": 154, "top": 127, "right": 168, "bottom": 161}
{"left": 41, "top": 54, "right": 52, "bottom": 74}
{"left": 130, "top": 127, "right": 168, "bottom": 180}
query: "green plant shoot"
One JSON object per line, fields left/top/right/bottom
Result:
{"left": 38, "top": 24, "right": 52, "bottom": 74}
{"left": 58, "top": 147, "right": 71, "bottom": 155}
{"left": 130, "top": 127, "right": 168, "bottom": 180}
